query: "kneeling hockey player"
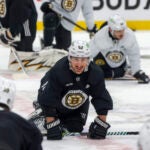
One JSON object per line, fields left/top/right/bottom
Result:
{"left": 29, "top": 40, "right": 113, "bottom": 140}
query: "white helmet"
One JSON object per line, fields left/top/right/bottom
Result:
{"left": 108, "top": 14, "right": 126, "bottom": 31}
{"left": 0, "top": 77, "right": 16, "bottom": 110}
{"left": 68, "top": 40, "right": 91, "bottom": 58}
{"left": 138, "top": 120, "right": 150, "bottom": 150}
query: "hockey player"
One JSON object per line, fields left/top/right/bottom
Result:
{"left": 40, "top": 0, "right": 97, "bottom": 50}
{"left": 138, "top": 120, "right": 150, "bottom": 150}
{"left": 0, "top": 0, "right": 37, "bottom": 52}
{"left": 0, "top": 76, "right": 43, "bottom": 150}
{"left": 29, "top": 40, "right": 113, "bottom": 140}
{"left": 90, "top": 14, "right": 150, "bottom": 84}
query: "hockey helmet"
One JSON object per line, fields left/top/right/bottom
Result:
{"left": 108, "top": 14, "right": 126, "bottom": 31}
{"left": 0, "top": 77, "right": 16, "bottom": 110}
{"left": 68, "top": 40, "right": 91, "bottom": 58}
{"left": 138, "top": 120, "right": 150, "bottom": 150}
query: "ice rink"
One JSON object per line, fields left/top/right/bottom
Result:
{"left": 0, "top": 31, "right": 150, "bottom": 150}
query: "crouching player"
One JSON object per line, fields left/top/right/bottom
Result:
{"left": 29, "top": 40, "right": 113, "bottom": 140}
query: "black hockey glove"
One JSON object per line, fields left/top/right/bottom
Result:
{"left": 87, "top": 117, "right": 110, "bottom": 139}
{"left": 41, "top": 2, "right": 52, "bottom": 13}
{"left": 134, "top": 70, "right": 150, "bottom": 84}
{"left": 87, "top": 24, "right": 98, "bottom": 39}
{"left": 45, "top": 119, "right": 63, "bottom": 140}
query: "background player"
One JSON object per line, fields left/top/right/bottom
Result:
{"left": 40, "top": 0, "right": 97, "bottom": 50}
{"left": 90, "top": 14, "right": 149, "bottom": 83}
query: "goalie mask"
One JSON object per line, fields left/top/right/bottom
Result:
{"left": 138, "top": 120, "right": 150, "bottom": 150}
{"left": 108, "top": 14, "right": 126, "bottom": 31}
{"left": 0, "top": 77, "right": 16, "bottom": 110}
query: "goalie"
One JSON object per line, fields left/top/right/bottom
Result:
{"left": 29, "top": 40, "right": 113, "bottom": 140}
{"left": 0, "top": 0, "right": 37, "bottom": 52}
{"left": 90, "top": 14, "right": 149, "bottom": 84}
{"left": 0, "top": 76, "right": 43, "bottom": 150}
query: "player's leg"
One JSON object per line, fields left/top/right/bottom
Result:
{"left": 60, "top": 101, "right": 89, "bottom": 133}
{"left": 54, "top": 24, "right": 71, "bottom": 50}
{"left": 43, "top": 12, "right": 60, "bottom": 48}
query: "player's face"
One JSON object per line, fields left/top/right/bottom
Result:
{"left": 70, "top": 57, "right": 89, "bottom": 74}
{"left": 112, "top": 30, "right": 125, "bottom": 40}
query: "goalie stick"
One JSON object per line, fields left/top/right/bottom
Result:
{"left": 11, "top": 47, "right": 28, "bottom": 75}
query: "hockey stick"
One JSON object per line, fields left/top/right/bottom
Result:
{"left": 70, "top": 131, "right": 139, "bottom": 136}
{"left": 42, "top": 130, "right": 139, "bottom": 137}
{"left": 11, "top": 47, "right": 28, "bottom": 75}
{"left": 48, "top": 4, "right": 89, "bottom": 33}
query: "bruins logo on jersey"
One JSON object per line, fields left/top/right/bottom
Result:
{"left": 61, "top": 0, "right": 77, "bottom": 12}
{"left": 95, "top": 59, "right": 106, "bottom": 66}
{"left": 0, "top": 0, "right": 6, "bottom": 18}
{"left": 62, "top": 90, "right": 88, "bottom": 109}
{"left": 106, "top": 51, "right": 124, "bottom": 63}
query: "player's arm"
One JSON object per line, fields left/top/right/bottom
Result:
{"left": 38, "top": 69, "right": 63, "bottom": 140}
{"left": 88, "top": 68, "right": 113, "bottom": 139}
{"left": 41, "top": 105, "right": 63, "bottom": 140}
{"left": 126, "top": 32, "right": 149, "bottom": 83}
{"left": 82, "top": 0, "right": 97, "bottom": 38}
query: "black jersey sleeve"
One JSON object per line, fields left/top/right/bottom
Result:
{"left": 8, "top": 0, "right": 37, "bottom": 36}
{"left": 89, "top": 64, "right": 113, "bottom": 115}
{"left": 38, "top": 65, "right": 64, "bottom": 117}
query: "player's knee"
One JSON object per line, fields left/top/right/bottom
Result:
{"left": 43, "top": 12, "right": 60, "bottom": 30}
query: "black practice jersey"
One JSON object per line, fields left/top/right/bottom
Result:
{"left": 0, "top": 0, "right": 37, "bottom": 36}
{"left": 0, "top": 111, "right": 43, "bottom": 150}
{"left": 38, "top": 56, "right": 113, "bottom": 116}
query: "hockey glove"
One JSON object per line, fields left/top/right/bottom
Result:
{"left": 87, "top": 24, "right": 98, "bottom": 39}
{"left": 87, "top": 117, "right": 110, "bottom": 139}
{"left": 0, "top": 29, "right": 20, "bottom": 47}
{"left": 134, "top": 70, "right": 150, "bottom": 84}
{"left": 45, "top": 119, "right": 63, "bottom": 140}
{"left": 41, "top": 2, "right": 52, "bottom": 13}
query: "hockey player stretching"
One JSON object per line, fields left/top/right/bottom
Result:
{"left": 29, "top": 40, "right": 113, "bottom": 140}
{"left": 0, "top": 77, "right": 43, "bottom": 150}
{"left": 90, "top": 14, "right": 149, "bottom": 83}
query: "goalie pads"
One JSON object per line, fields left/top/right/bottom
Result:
{"left": 9, "top": 48, "right": 68, "bottom": 72}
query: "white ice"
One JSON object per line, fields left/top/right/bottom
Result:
{"left": 0, "top": 31, "right": 150, "bottom": 150}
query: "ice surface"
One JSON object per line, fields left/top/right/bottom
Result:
{"left": 0, "top": 31, "right": 150, "bottom": 150}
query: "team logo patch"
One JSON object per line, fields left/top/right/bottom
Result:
{"left": 61, "top": 0, "right": 77, "bottom": 12}
{"left": 106, "top": 51, "right": 124, "bottom": 63}
{"left": 62, "top": 90, "right": 88, "bottom": 109}
{"left": 0, "top": 0, "right": 6, "bottom": 18}
{"left": 95, "top": 59, "right": 105, "bottom": 66}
